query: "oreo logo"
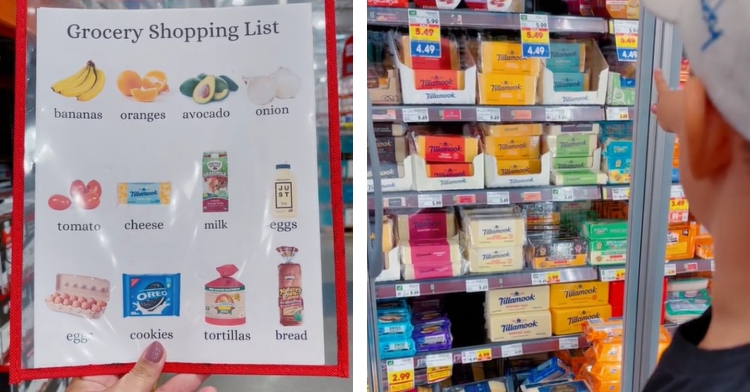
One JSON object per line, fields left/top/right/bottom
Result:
{"left": 136, "top": 282, "right": 168, "bottom": 312}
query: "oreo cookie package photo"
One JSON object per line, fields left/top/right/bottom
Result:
{"left": 123, "top": 273, "right": 181, "bottom": 318}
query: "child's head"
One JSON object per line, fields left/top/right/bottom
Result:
{"left": 646, "top": 0, "right": 750, "bottom": 232}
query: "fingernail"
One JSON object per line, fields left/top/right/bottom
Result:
{"left": 145, "top": 341, "right": 164, "bottom": 363}
{"left": 651, "top": 104, "right": 657, "bottom": 112}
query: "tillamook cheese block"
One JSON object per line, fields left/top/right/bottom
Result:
{"left": 402, "top": 262, "right": 462, "bottom": 280}
{"left": 480, "top": 123, "right": 543, "bottom": 137}
{"left": 415, "top": 135, "right": 479, "bottom": 163}
{"left": 478, "top": 73, "right": 538, "bottom": 105}
{"left": 400, "top": 238, "right": 461, "bottom": 265}
{"left": 495, "top": 159, "right": 542, "bottom": 176}
{"left": 551, "top": 304, "right": 612, "bottom": 335}
{"left": 479, "top": 41, "right": 543, "bottom": 76}
{"left": 544, "top": 123, "right": 600, "bottom": 135}
{"left": 542, "top": 134, "right": 598, "bottom": 157}
{"left": 466, "top": 245, "right": 524, "bottom": 274}
{"left": 485, "top": 285, "right": 550, "bottom": 315}
{"left": 547, "top": 42, "right": 586, "bottom": 73}
{"left": 484, "top": 136, "right": 541, "bottom": 159}
{"left": 487, "top": 310, "right": 552, "bottom": 342}
{"left": 396, "top": 210, "right": 456, "bottom": 241}
{"left": 463, "top": 213, "right": 526, "bottom": 247}
{"left": 426, "top": 163, "right": 474, "bottom": 178}
{"left": 549, "top": 282, "right": 609, "bottom": 309}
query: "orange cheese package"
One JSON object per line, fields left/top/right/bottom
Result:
{"left": 495, "top": 159, "right": 542, "bottom": 176}
{"left": 585, "top": 339, "right": 622, "bottom": 364}
{"left": 665, "top": 222, "right": 697, "bottom": 260}
{"left": 695, "top": 238, "right": 714, "bottom": 259}
{"left": 587, "top": 362, "right": 621, "bottom": 385}
{"left": 477, "top": 73, "right": 538, "bottom": 105}
{"left": 478, "top": 40, "right": 543, "bottom": 75}
{"left": 582, "top": 319, "right": 622, "bottom": 341}
{"left": 549, "top": 282, "right": 609, "bottom": 309}
{"left": 414, "top": 134, "right": 479, "bottom": 163}
{"left": 484, "top": 136, "right": 541, "bottom": 159}
{"left": 551, "top": 305, "right": 612, "bottom": 335}
{"left": 480, "top": 123, "right": 543, "bottom": 137}
{"left": 426, "top": 163, "right": 474, "bottom": 178}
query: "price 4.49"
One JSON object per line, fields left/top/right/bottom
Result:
{"left": 525, "top": 44, "right": 547, "bottom": 57}
{"left": 410, "top": 41, "right": 440, "bottom": 58}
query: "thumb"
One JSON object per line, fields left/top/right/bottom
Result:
{"left": 115, "top": 341, "right": 166, "bottom": 392}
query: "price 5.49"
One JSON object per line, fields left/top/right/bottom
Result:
{"left": 526, "top": 31, "right": 544, "bottom": 39}
{"left": 414, "top": 27, "right": 435, "bottom": 37}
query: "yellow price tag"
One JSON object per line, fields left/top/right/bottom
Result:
{"left": 427, "top": 366, "right": 451, "bottom": 383}
{"left": 519, "top": 14, "right": 550, "bottom": 58}
{"left": 614, "top": 269, "right": 626, "bottom": 281}
{"left": 476, "top": 348, "right": 492, "bottom": 362}
{"left": 669, "top": 198, "right": 688, "bottom": 211}
{"left": 386, "top": 358, "right": 415, "bottom": 392}
{"left": 545, "top": 271, "right": 561, "bottom": 284}
{"left": 522, "top": 28, "right": 549, "bottom": 44}
{"left": 408, "top": 25, "right": 440, "bottom": 43}
{"left": 615, "top": 34, "right": 638, "bottom": 49}
{"left": 613, "top": 20, "right": 638, "bottom": 62}
{"left": 669, "top": 197, "right": 689, "bottom": 223}
{"left": 426, "top": 353, "right": 452, "bottom": 384}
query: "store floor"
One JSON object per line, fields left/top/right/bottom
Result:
{"left": 172, "top": 233, "right": 353, "bottom": 392}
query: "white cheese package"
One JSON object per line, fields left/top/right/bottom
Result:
{"left": 485, "top": 285, "right": 550, "bottom": 315}
{"left": 459, "top": 207, "right": 527, "bottom": 247}
{"left": 17, "top": 3, "right": 345, "bottom": 380}
{"left": 465, "top": 245, "right": 525, "bottom": 274}
{"left": 486, "top": 310, "right": 552, "bottom": 342}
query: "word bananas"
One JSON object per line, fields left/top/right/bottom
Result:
{"left": 51, "top": 61, "right": 106, "bottom": 102}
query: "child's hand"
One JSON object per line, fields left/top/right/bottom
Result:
{"left": 651, "top": 69, "right": 685, "bottom": 134}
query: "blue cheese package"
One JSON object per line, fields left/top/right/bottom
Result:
{"left": 379, "top": 336, "right": 416, "bottom": 359}
{"left": 443, "top": 377, "right": 513, "bottom": 392}
{"left": 123, "top": 273, "right": 181, "bottom": 317}
{"left": 523, "top": 380, "right": 592, "bottom": 392}
{"left": 377, "top": 309, "right": 414, "bottom": 338}
{"left": 522, "top": 357, "right": 571, "bottom": 386}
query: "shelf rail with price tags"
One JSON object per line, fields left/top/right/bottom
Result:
{"left": 520, "top": 14, "right": 550, "bottom": 58}
{"left": 407, "top": 9, "right": 440, "bottom": 59}
{"left": 612, "top": 20, "right": 639, "bottom": 62}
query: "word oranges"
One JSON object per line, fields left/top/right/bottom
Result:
{"left": 117, "top": 70, "right": 168, "bottom": 102}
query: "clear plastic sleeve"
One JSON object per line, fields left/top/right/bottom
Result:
{"left": 12, "top": 0, "right": 347, "bottom": 381}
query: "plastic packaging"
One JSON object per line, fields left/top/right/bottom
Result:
{"left": 12, "top": 0, "right": 347, "bottom": 381}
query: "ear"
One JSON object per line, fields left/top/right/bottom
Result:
{"left": 683, "top": 78, "right": 732, "bottom": 179}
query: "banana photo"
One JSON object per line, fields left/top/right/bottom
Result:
{"left": 50, "top": 60, "right": 106, "bottom": 102}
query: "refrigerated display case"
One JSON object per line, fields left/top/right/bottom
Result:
{"left": 366, "top": 3, "right": 697, "bottom": 391}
